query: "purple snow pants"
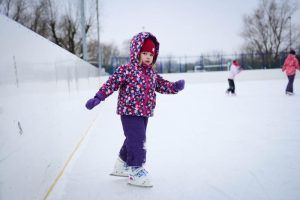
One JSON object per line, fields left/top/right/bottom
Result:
{"left": 286, "top": 74, "right": 295, "bottom": 93}
{"left": 119, "top": 115, "right": 148, "bottom": 167}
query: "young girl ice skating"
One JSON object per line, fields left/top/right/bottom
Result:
{"left": 226, "top": 60, "right": 242, "bottom": 96}
{"left": 282, "top": 49, "right": 300, "bottom": 95}
{"left": 85, "top": 32, "right": 185, "bottom": 187}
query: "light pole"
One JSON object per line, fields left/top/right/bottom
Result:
{"left": 81, "top": 0, "right": 88, "bottom": 61}
{"left": 288, "top": 16, "right": 292, "bottom": 50}
{"left": 96, "top": 0, "right": 102, "bottom": 73}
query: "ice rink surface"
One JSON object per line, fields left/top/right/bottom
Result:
{"left": 52, "top": 78, "right": 300, "bottom": 200}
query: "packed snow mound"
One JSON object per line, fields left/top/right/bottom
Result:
{"left": 0, "top": 14, "right": 98, "bottom": 84}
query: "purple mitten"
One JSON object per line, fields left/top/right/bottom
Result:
{"left": 85, "top": 98, "right": 101, "bottom": 110}
{"left": 85, "top": 92, "right": 106, "bottom": 110}
{"left": 174, "top": 80, "right": 185, "bottom": 91}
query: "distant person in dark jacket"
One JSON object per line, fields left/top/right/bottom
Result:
{"left": 226, "top": 60, "right": 243, "bottom": 96}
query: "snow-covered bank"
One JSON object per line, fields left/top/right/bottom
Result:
{"left": 0, "top": 15, "right": 101, "bottom": 85}
{"left": 0, "top": 14, "right": 100, "bottom": 199}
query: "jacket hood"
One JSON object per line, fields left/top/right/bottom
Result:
{"left": 287, "top": 54, "right": 295, "bottom": 59}
{"left": 129, "top": 32, "right": 160, "bottom": 66}
{"left": 285, "top": 54, "right": 296, "bottom": 64}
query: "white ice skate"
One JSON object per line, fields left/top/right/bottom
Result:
{"left": 110, "top": 157, "right": 129, "bottom": 177}
{"left": 286, "top": 91, "right": 294, "bottom": 96}
{"left": 225, "top": 90, "right": 236, "bottom": 96}
{"left": 128, "top": 167, "right": 153, "bottom": 187}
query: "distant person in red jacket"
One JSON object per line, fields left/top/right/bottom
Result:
{"left": 282, "top": 49, "right": 300, "bottom": 95}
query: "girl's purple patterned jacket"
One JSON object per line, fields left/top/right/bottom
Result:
{"left": 97, "top": 32, "right": 178, "bottom": 117}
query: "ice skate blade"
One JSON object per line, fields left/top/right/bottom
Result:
{"left": 109, "top": 172, "right": 128, "bottom": 177}
{"left": 225, "top": 94, "right": 237, "bottom": 97}
{"left": 127, "top": 182, "right": 153, "bottom": 188}
{"left": 286, "top": 93, "right": 294, "bottom": 96}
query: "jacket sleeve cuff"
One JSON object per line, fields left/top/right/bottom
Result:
{"left": 173, "top": 83, "right": 179, "bottom": 92}
{"left": 94, "top": 91, "right": 106, "bottom": 101}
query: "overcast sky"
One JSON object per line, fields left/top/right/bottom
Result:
{"left": 91, "top": 0, "right": 300, "bottom": 56}
{"left": 99, "top": 0, "right": 254, "bottom": 56}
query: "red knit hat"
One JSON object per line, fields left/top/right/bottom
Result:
{"left": 233, "top": 60, "right": 240, "bottom": 66}
{"left": 141, "top": 38, "right": 156, "bottom": 55}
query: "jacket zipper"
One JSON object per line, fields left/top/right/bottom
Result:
{"left": 143, "top": 68, "right": 150, "bottom": 116}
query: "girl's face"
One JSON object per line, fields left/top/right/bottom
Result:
{"left": 140, "top": 51, "right": 154, "bottom": 65}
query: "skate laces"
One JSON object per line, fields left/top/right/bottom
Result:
{"left": 133, "top": 167, "right": 148, "bottom": 177}
{"left": 123, "top": 163, "right": 129, "bottom": 171}
{"left": 118, "top": 158, "right": 129, "bottom": 169}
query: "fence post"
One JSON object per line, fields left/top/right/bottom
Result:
{"left": 13, "top": 56, "right": 19, "bottom": 88}
{"left": 251, "top": 51, "right": 254, "bottom": 70}
{"left": 201, "top": 55, "right": 204, "bottom": 70}
{"left": 179, "top": 57, "right": 182, "bottom": 72}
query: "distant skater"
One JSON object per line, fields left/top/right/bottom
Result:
{"left": 282, "top": 49, "right": 299, "bottom": 96}
{"left": 226, "top": 60, "right": 242, "bottom": 96}
{"left": 85, "top": 32, "right": 185, "bottom": 187}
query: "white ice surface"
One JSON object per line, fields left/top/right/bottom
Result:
{"left": 46, "top": 76, "right": 300, "bottom": 200}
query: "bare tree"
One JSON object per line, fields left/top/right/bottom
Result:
{"left": 27, "top": 0, "right": 50, "bottom": 37}
{"left": 0, "top": 0, "right": 29, "bottom": 24}
{"left": 101, "top": 42, "right": 120, "bottom": 70}
{"left": 13, "top": 0, "right": 27, "bottom": 22}
{"left": 241, "top": 0, "right": 299, "bottom": 58}
{"left": 0, "top": 0, "right": 50, "bottom": 36}
{"left": 45, "top": 0, "right": 95, "bottom": 57}
{"left": 88, "top": 39, "right": 99, "bottom": 61}
{"left": 0, "top": 0, "right": 12, "bottom": 16}
{"left": 87, "top": 40, "right": 118, "bottom": 67}
{"left": 120, "top": 39, "right": 131, "bottom": 56}
{"left": 0, "top": 0, "right": 101, "bottom": 59}
{"left": 42, "top": 0, "right": 63, "bottom": 46}
{"left": 59, "top": 14, "right": 78, "bottom": 54}
{"left": 87, "top": 41, "right": 120, "bottom": 72}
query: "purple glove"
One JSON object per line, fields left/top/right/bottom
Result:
{"left": 86, "top": 98, "right": 101, "bottom": 110}
{"left": 85, "top": 92, "right": 105, "bottom": 110}
{"left": 174, "top": 80, "right": 185, "bottom": 91}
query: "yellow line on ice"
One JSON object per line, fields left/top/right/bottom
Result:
{"left": 43, "top": 113, "right": 99, "bottom": 200}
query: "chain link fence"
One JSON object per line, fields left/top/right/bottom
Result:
{"left": 109, "top": 52, "right": 291, "bottom": 75}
